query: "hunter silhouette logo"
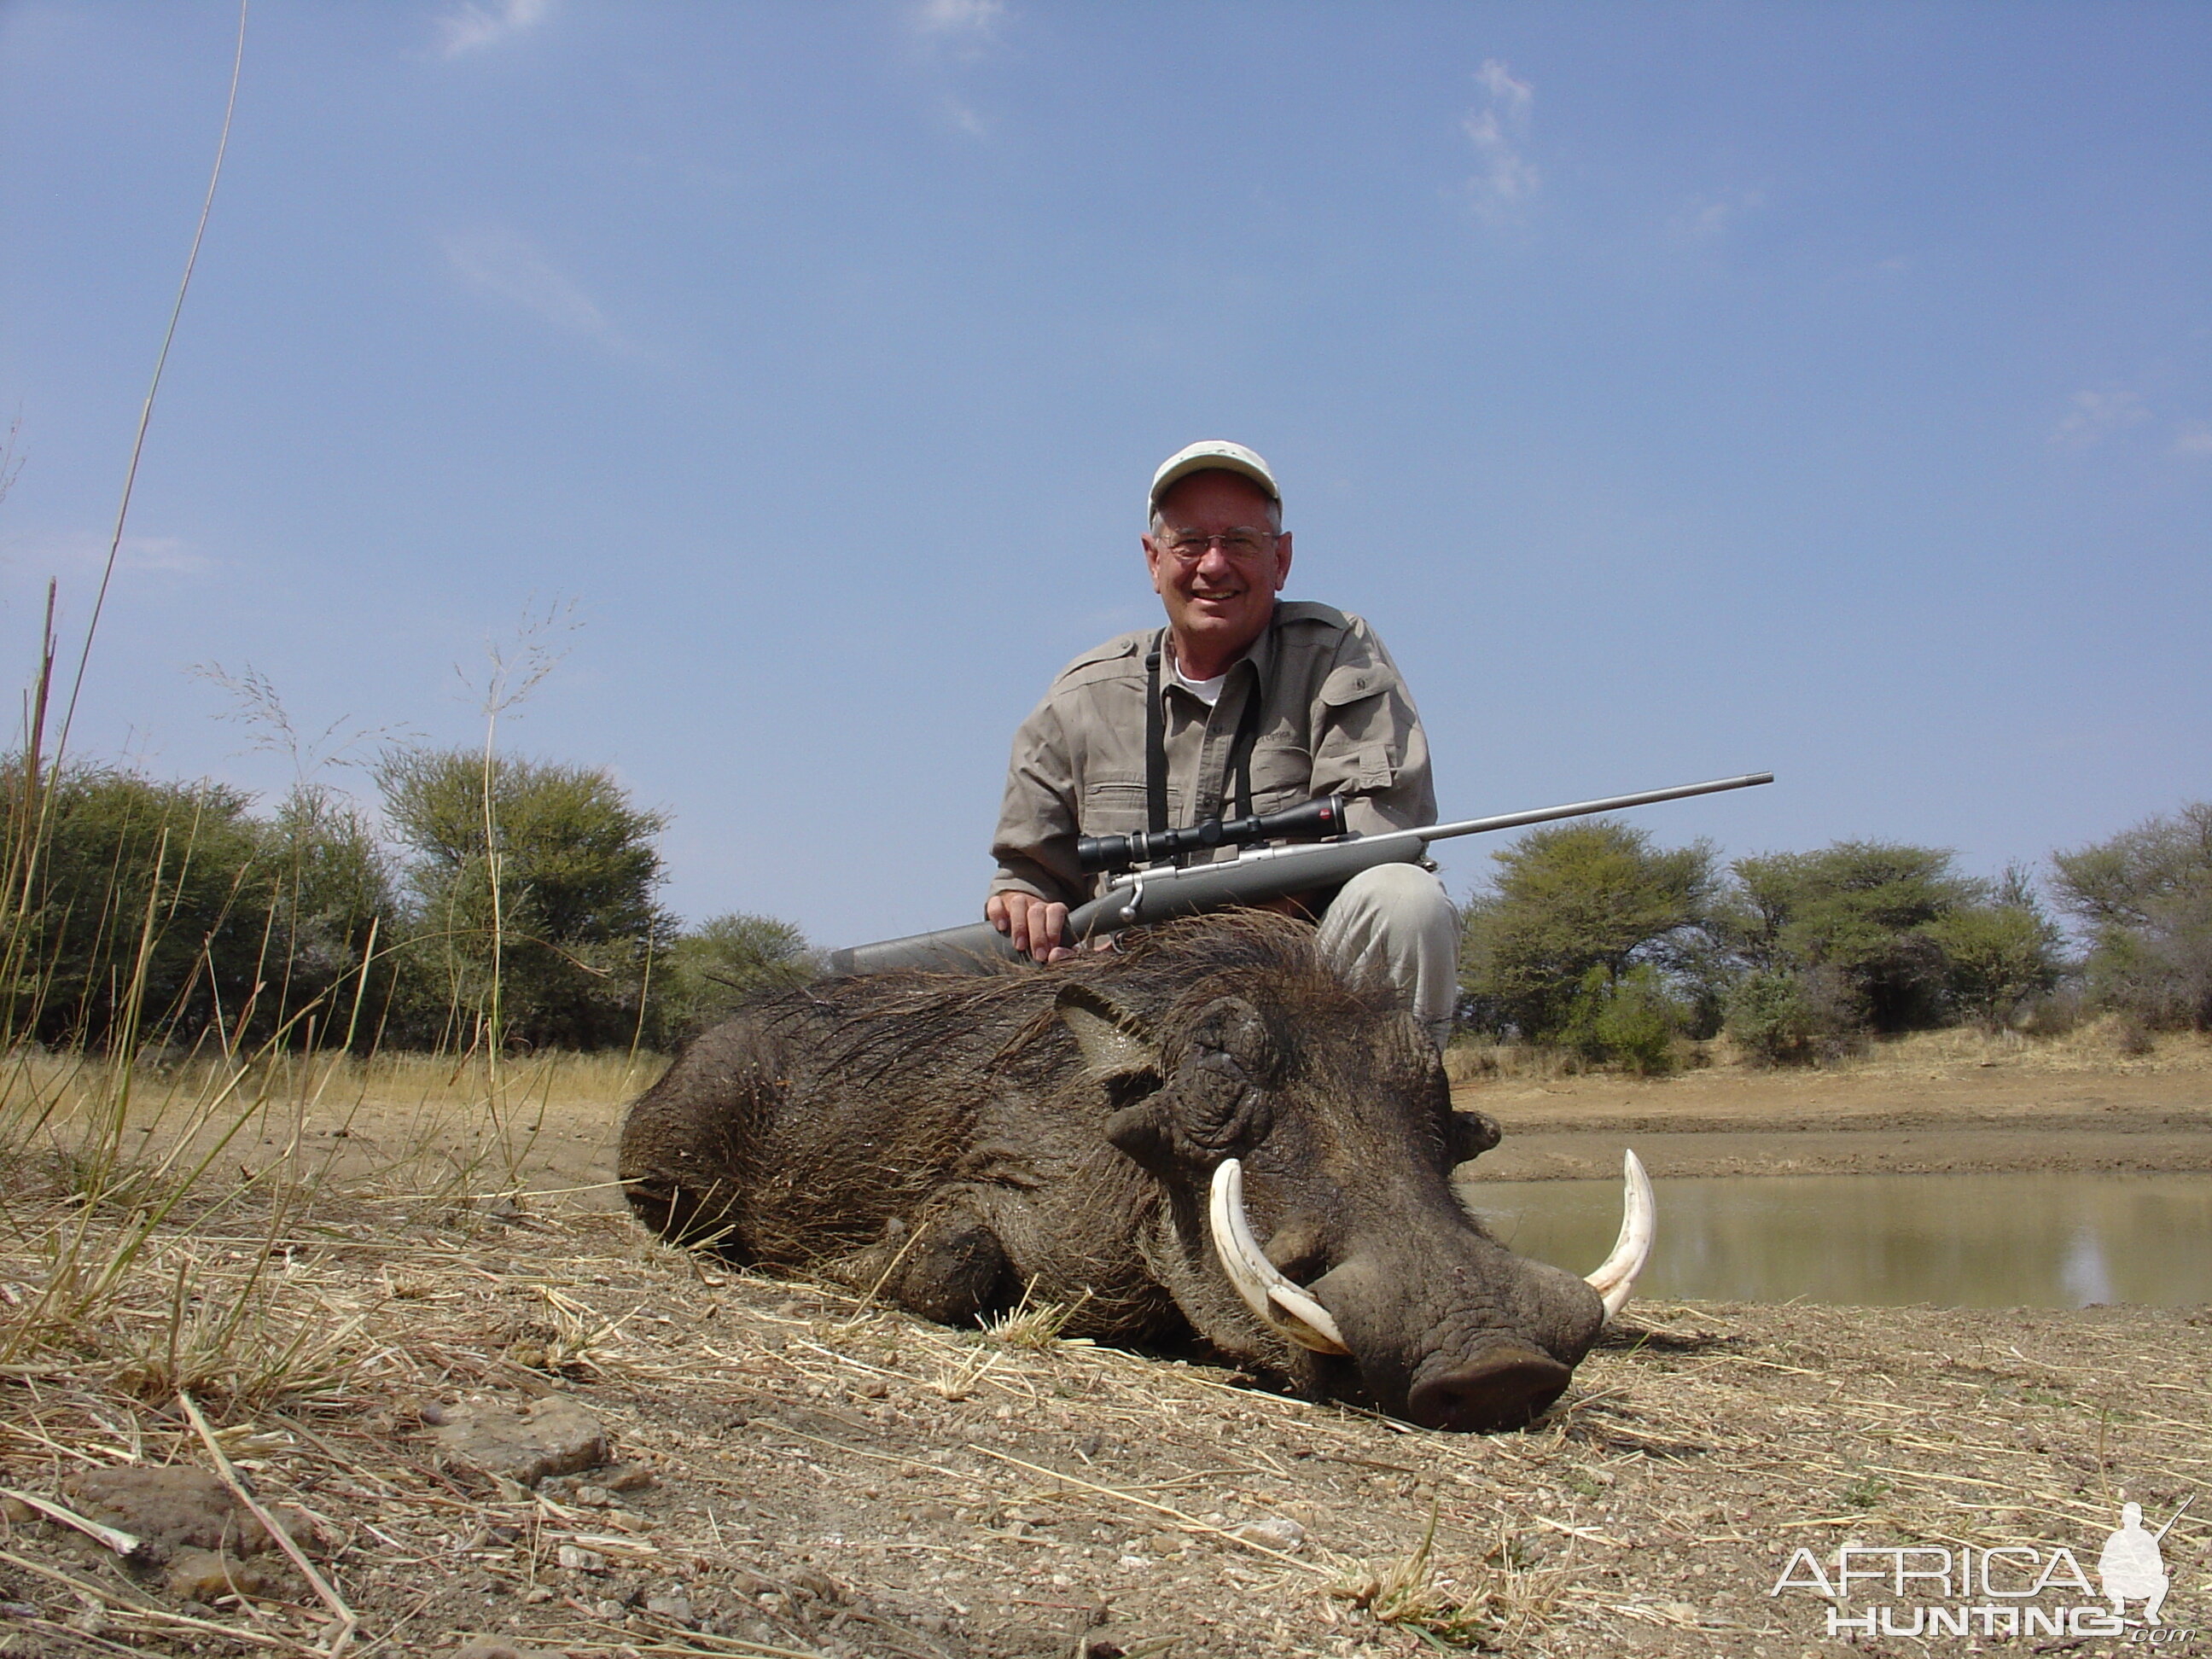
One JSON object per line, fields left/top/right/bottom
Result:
{"left": 2101, "top": 1498, "right": 2192, "bottom": 1625}
{"left": 1768, "top": 1496, "right": 2197, "bottom": 1640}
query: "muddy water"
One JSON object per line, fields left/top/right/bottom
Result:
{"left": 1459, "top": 1170, "right": 2212, "bottom": 1307}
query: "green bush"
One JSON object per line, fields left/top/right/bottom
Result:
{"left": 1929, "top": 895, "right": 2064, "bottom": 1031}
{"left": 255, "top": 783, "right": 402, "bottom": 1048}
{"left": 0, "top": 765, "right": 402, "bottom": 1052}
{"left": 649, "top": 911, "right": 819, "bottom": 1045}
{"left": 1725, "top": 841, "right": 1994, "bottom": 1033}
{"left": 1558, "top": 963, "right": 1685, "bottom": 1074}
{"left": 0, "top": 765, "right": 272, "bottom": 1049}
{"left": 0, "top": 742, "right": 828, "bottom": 1060}
{"left": 1722, "top": 967, "right": 1858, "bottom": 1065}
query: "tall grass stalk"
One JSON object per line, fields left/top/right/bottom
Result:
{"left": 49, "top": 0, "right": 246, "bottom": 773}
{"left": 459, "top": 596, "right": 578, "bottom": 1100}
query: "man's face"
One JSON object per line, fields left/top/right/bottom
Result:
{"left": 1142, "top": 471, "right": 1292, "bottom": 672}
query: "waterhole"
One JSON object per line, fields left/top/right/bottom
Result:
{"left": 1459, "top": 1171, "right": 2212, "bottom": 1307}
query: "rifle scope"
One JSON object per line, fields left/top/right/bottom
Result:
{"left": 1076, "top": 794, "right": 1350, "bottom": 876}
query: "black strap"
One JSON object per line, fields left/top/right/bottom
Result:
{"left": 1144, "top": 636, "right": 1168, "bottom": 835}
{"left": 1146, "top": 630, "right": 1268, "bottom": 842}
{"left": 1225, "top": 672, "right": 1263, "bottom": 820}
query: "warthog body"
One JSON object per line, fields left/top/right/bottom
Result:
{"left": 620, "top": 914, "right": 1611, "bottom": 1430}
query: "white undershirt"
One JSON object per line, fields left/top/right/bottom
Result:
{"left": 1173, "top": 664, "right": 1227, "bottom": 707}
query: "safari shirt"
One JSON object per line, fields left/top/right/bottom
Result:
{"left": 989, "top": 602, "right": 1437, "bottom": 908}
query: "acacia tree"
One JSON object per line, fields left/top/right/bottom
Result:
{"left": 1718, "top": 842, "right": 2067, "bottom": 1055}
{"left": 377, "top": 748, "right": 672, "bottom": 1051}
{"left": 2051, "top": 802, "right": 2212, "bottom": 1030}
{"left": 1724, "top": 842, "right": 1984, "bottom": 1033}
{"left": 1458, "top": 819, "right": 1720, "bottom": 1062}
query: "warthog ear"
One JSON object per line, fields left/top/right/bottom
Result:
{"left": 1448, "top": 1109, "right": 1502, "bottom": 1166}
{"left": 1056, "top": 982, "right": 1157, "bottom": 1082}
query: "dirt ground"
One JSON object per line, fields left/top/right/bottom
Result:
{"left": 1, "top": 1039, "right": 2207, "bottom": 1657}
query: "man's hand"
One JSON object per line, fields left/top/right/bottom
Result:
{"left": 986, "top": 891, "right": 1074, "bottom": 964}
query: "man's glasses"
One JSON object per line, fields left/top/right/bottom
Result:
{"left": 1157, "top": 529, "right": 1279, "bottom": 562}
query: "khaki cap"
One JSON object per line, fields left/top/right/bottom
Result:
{"left": 1148, "top": 439, "right": 1281, "bottom": 513}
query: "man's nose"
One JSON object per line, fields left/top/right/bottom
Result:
{"left": 1194, "top": 543, "right": 1237, "bottom": 579}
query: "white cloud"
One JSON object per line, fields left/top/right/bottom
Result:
{"left": 914, "top": 0, "right": 1004, "bottom": 38}
{"left": 1476, "top": 59, "right": 1531, "bottom": 115}
{"left": 434, "top": 0, "right": 550, "bottom": 60}
{"left": 2050, "top": 389, "right": 2152, "bottom": 447}
{"left": 443, "top": 227, "right": 609, "bottom": 337}
{"left": 2173, "top": 422, "right": 2212, "bottom": 457}
{"left": 1669, "top": 188, "right": 1765, "bottom": 244}
{"left": 909, "top": 1, "right": 1004, "bottom": 130}
{"left": 1464, "top": 59, "right": 1539, "bottom": 223}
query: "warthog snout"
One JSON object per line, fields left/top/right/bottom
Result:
{"left": 1406, "top": 1342, "right": 1575, "bottom": 1434}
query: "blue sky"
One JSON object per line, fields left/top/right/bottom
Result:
{"left": 3, "top": 1, "right": 2208, "bottom": 948}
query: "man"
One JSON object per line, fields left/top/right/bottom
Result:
{"left": 985, "top": 439, "right": 1458, "bottom": 1045}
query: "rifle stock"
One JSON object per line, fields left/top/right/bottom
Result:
{"left": 825, "top": 771, "right": 1772, "bottom": 977}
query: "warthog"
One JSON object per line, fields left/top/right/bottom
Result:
{"left": 620, "top": 913, "right": 1651, "bottom": 1432}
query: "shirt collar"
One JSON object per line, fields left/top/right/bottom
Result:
{"left": 1161, "top": 604, "right": 1279, "bottom": 703}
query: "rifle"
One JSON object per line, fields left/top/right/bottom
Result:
{"left": 826, "top": 771, "right": 1773, "bottom": 976}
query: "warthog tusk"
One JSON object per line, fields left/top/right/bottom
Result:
{"left": 1208, "top": 1159, "right": 1352, "bottom": 1356}
{"left": 1583, "top": 1149, "right": 1656, "bottom": 1319}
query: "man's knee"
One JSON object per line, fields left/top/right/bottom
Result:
{"left": 1331, "top": 863, "right": 1456, "bottom": 940}
{"left": 1318, "top": 862, "right": 1459, "bottom": 969}
{"left": 1316, "top": 864, "right": 1458, "bottom": 1048}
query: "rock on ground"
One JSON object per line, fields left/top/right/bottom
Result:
{"left": 428, "top": 1395, "right": 608, "bottom": 1486}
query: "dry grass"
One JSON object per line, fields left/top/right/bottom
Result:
{"left": 1, "top": 1048, "right": 661, "bottom": 1133}
{"left": 0, "top": 1075, "right": 2204, "bottom": 1657}
{"left": 0, "top": 1049, "right": 652, "bottom": 1225}
{"left": 1813, "top": 1016, "right": 2212, "bottom": 1077}
{"left": 1447, "top": 1020, "right": 2212, "bottom": 1087}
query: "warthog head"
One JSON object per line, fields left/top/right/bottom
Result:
{"left": 1056, "top": 924, "right": 1650, "bottom": 1432}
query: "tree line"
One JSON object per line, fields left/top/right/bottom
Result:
{"left": 1456, "top": 803, "right": 2212, "bottom": 1069}
{"left": 5, "top": 742, "right": 2203, "bottom": 1068}
{"left": 0, "top": 748, "right": 813, "bottom": 1057}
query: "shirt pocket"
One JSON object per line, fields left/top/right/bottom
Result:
{"left": 1316, "top": 667, "right": 1400, "bottom": 790}
{"left": 1080, "top": 778, "right": 1155, "bottom": 835}
{"left": 1249, "top": 741, "right": 1314, "bottom": 812}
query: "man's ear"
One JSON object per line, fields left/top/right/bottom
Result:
{"left": 1057, "top": 981, "right": 1156, "bottom": 1082}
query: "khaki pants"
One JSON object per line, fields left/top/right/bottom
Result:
{"left": 1314, "top": 863, "right": 1459, "bottom": 1048}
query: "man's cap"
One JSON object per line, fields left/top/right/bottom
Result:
{"left": 1149, "top": 439, "right": 1280, "bottom": 514}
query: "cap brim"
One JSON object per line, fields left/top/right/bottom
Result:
{"left": 1149, "top": 444, "right": 1281, "bottom": 511}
